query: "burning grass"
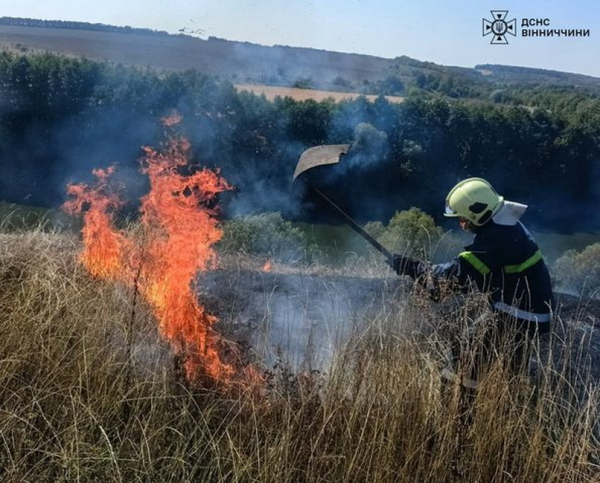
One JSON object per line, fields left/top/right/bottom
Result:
{"left": 63, "top": 126, "right": 236, "bottom": 384}
{"left": 0, "top": 227, "right": 599, "bottom": 481}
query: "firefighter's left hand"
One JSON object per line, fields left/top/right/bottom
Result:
{"left": 388, "top": 254, "right": 418, "bottom": 278}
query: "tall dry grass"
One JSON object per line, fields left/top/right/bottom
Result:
{"left": 0, "top": 228, "right": 598, "bottom": 482}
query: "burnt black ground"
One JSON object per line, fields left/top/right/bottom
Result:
{"left": 198, "top": 268, "right": 600, "bottom": 380}
{"left": 198, "top": 268, "right": 407, "bottom": 369}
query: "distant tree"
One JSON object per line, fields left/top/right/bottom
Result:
{"left": 377, "top": 75, "right": 405, "bottom": 96}
{"left": 293, "top": 77, "right": 315, "bottom": 89}
{"left": 285, "top": 99, "right": 334, "bottom": 146}
{"left": 489, "top": 89, "right": 507, "bottom": 103}
{"left": 366, "top": 207, "right": 444, "bottom": 259}
{"left": 351, "top": 122, "right": 387, "bottom": 153}
{"left": 0, "top": 16, "right": 169, "bottom": 36}
{"left": 0, "top": 50, "right": 599, "bottom": 232}
{"left": 332, "top": 75, "right": 352, "bottom": 90}
{"left": 218, "top": 212, "right": 307, "bottom": 262}
{"left": 415, "top": 73, "right": 427, "bottom": 89}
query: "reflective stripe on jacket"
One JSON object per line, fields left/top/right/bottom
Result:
{"left": 429, "top": 221, "right": 554, "bottom": 332}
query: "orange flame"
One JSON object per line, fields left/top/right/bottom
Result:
{"left": 162, "top": 111, "right": 183, "bottom": 126}
{"left": 64, "top": 167, "right": 132, "bottom": 280}
{"left": 64, "top": 120, "right": 234, "bottom": 383}
{"left": 262, "top": 260, "right": 272, "bottom": 272}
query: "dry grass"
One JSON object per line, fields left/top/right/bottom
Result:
{"left": 234, "top": 84, "right": 405, "bottom": 104}
{"left": 0, "top": 227, "right": 598, "bottom": 482}
{"left": 217, "top": 249, "right": 391, "bottom": 278}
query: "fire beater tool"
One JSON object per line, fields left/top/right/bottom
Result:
{"left": 294, "top": 144, "right": 393, "bottom": 263}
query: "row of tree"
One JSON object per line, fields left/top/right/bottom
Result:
{"left": 0, "top": 17, "right": 168, "bottom": 36}
{"left": 0, "top": 52, "right": 599, "bottom": 232}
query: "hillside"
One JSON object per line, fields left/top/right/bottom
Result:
{"left": 475, "top": 63, "right": 600, "bottom": 90}
{"left": 1, "top": 18, "right": 600, "bottom": 233}
{"left": 0, "top": 23, "right": 401, "bottom": 94}
{"left": 2, "top": 18, "right": 600, "bottom": 98}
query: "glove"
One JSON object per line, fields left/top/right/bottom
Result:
{"left": 388, "top": 253, "right": 419, "bottom": 278}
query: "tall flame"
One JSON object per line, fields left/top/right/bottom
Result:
{"left": 64, "top": 117, "right": 233, "bottom": 383}
{"left": 64, "top": 167, "right": 132, "bottom": 280}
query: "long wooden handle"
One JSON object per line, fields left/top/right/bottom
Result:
{"left": 310, "top": 187, "right": 393, "bottom": 262}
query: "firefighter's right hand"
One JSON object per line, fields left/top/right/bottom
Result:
{"left": 388, "top": 254, "right": 418, "bottom": 278}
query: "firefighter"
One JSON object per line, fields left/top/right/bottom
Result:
{"left": 389, "top": 178, "right": 554, "bottom": 388}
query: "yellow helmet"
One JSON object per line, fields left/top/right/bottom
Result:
{"left": 444, "top": 178, "right": 503, "bottom": 226}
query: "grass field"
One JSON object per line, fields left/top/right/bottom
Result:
{"left": 234, "top": 84, "right": 404, "bottom": 103}
{"left": 0, "top": 225, "right": 598, "bottom": 481}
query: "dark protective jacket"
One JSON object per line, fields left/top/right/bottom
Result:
{"left": 424, "top": 221, "right": 554, "bottom": 333}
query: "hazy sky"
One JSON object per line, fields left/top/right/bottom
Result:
{"left": 1, "top": 0, "right": 599, "bottom": 77}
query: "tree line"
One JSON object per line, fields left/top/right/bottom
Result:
{"left": 0, "top": 52, "right": 599, "bottom": 232}
{"left": 0, "top": 17, "right": 169, "bottom": 36}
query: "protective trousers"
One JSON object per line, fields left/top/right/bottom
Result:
{"left": 442, "top": 311, "right": 537, "bottom": 389}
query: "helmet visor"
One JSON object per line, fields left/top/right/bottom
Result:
{"left": 444, "top": 204, "right": 459, "bottom": 217}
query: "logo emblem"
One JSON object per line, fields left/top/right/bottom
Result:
{"left": 483, "top": 10, "right": 516, "bottom": 44}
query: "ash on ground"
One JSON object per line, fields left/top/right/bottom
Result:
{"left": 198, "top": 268, "right": 600, "bottom": 380}
{"left": 198, "top": 268, "right": 409, "bottom": 370}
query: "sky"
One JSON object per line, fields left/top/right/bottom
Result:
{"left": 0, "top": 0, "right": 599, "bottom": 78}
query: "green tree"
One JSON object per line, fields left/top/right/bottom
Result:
{"left": 285, "top": 99, "right": 334, "bottom": 146}
{"left": 218, "top": 212, "right": 308, "bottom": 262}
{"left": 378, "top": 75, "right": 405, "bottom": 96}
{"left": 366, "top": 207, "right": 443, "bottom": 259}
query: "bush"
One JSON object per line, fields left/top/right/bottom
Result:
{"left": 365, "top": 207, "right": 444, "bottom": 259}
{"left": 351, "top": 122, "right": 388, "bottom": 157}
{"left": 218, "top": 212, "right": 308, "bottom": 262}
{"left": 553, "top": 242, "right": 600, "bottom": 297}
{"left": 332, "top": 75, "right": 353, "bottom": 90}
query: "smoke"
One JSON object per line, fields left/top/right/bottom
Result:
{"left": 0, "top": 103, "right": 163, "bottom": 210}
{"left": 1, "top": 48, "right": 598, "bottom": 238}
{"left": 349, "top": 122, "right": 389, "bottom": 168}
{"left": 217, "top": 138, "right": 309, "bottom": 219}
{"left": 200, "top": 268, "right": 409, "bottom": 371}
{"left": 0, "top": 47, "right": 406, "bottom": 228}
{"left": 221, "top": 120, "right": 390, "bottom": 223}
{"left": 228, "top": 41, "right": 395, "bottom": 88}
{"left": 56, "top": 110, "right": 159, "bottom": 202}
